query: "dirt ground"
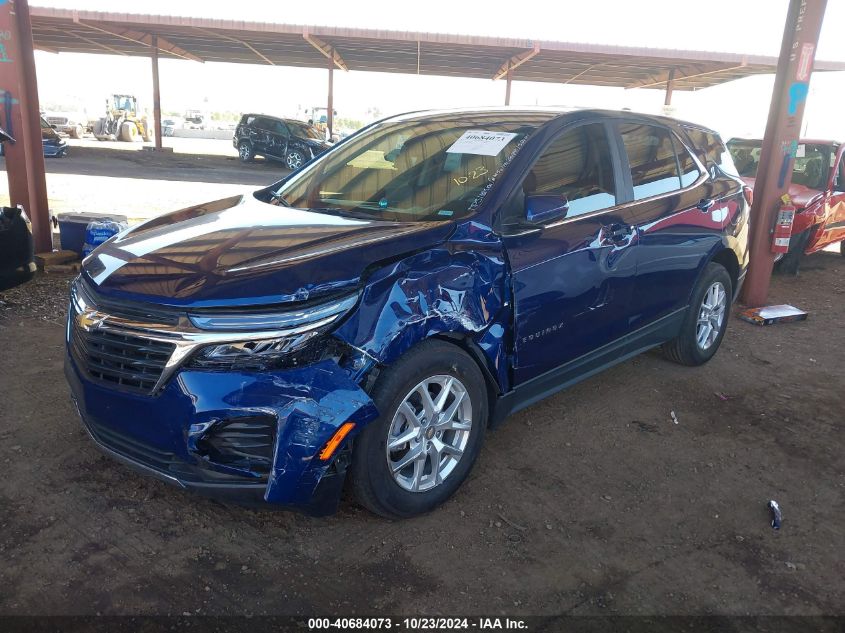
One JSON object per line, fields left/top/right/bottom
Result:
{"left": 0, "top": 247, "right": 843, "bottom": 616}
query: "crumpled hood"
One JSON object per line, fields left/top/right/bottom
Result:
{"left": 82, "top": 193, "right": 455, "bottom": 308}
{"left": 741, "top": 176, "right": 825, "bottom": 210}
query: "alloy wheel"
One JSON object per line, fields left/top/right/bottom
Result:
{"left": 286, "top": 151, "right": 304, "bottom": 170}
{"left": 385, "top": 375, "right": 472, "bottom": 493}
{"left": 696, "top": 281, "right": 727, "bottom": 350}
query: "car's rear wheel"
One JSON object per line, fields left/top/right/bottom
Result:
{"left": 285, "top": 149, "right": 306, "bottom": 170}
{"left": 350, "top": 340, "right": 488, "bottom": 519}
{"left": 238, "top": 141, "right": 254, "bottom": 163}
{"left": 663, "top": 262, "right": 732, "bottom": 366}
{"left": 840, "top": 240, "right": 845, "bottom": 257}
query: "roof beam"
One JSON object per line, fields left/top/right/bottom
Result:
{"left": 73, "top": 17, "right": 203, "bottom": 62}
{"left": 493, "top": 44, "right": 540, "bottom": 80}
{"left": 302, "top": 30, "right": 348, "bottom": 71}
{"left": 66, "top": 28, "right": 128, "bottom": 56}
{"left": 34, "top": 43, "right": 58, "bottom": 54}
{"left": 193, "top": 27, "right": 275, "bottom": 65}
{"left": 628, "top": 60, "right": 747, "bottom": 89}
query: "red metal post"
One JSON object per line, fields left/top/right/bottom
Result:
{"left": 741, "top": 0, "right": 827, "bottom": 306}
{"left": 151, "top": 35, "right": 163, "bottom": 149}
{"left": 505, "top": 64, "right": 512, "bottom": 106}
{"left": 0, "top": 0, "right": 51, "bottom": 253}
{"left": 327, "top": 48, "right": 334, "bottom": 139}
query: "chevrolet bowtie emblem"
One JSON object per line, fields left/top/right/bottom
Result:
{"left": 77, "top": 309, "right": 109, "bottom": 332}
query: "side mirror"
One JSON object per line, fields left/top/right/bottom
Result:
{"left": 525, "top": 194, "right": 569, "bottom": 224}
{"left": 50, "top": 124, "right": 58, "bottom": 130}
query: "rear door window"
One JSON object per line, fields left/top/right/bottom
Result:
{"left": 524, "top": 122, "right": 617, "bottom": 218}
{"left": 620, "top": 123, "right": 681, "bottom": 200}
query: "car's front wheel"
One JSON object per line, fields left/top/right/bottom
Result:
{"left": 285, "top": 149, "right": 306, "bottom": 170}
{"left": 350, "top": 340, "right": 488, "bottom": 519}
{"left": 663, "top": 262, "right": 732, "bottom": 366}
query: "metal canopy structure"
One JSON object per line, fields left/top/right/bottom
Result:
{"left": 30, "top": 8, "right": 845, "bottom": 91}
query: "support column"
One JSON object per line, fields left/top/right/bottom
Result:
{"left": 664, "top": 68, "right": 675, "bottom": 106}
{"left": 505, "top": 64, "right": 512, "bottom": 106}
{"left": 327, "top": 48, "right": 334, "bottom": 139}
{"left": 151, "top": 35, "right": 162, "bottom": 149}
{"left": 741, "top": 0, "right": 827, "bottom": 306}
{"left": 0, "top": 0, "right": 51, "bottom": 253}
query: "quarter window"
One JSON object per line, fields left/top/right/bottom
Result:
{"left": 620, "top": 124, "right": 681, "bottom": 200}
{"left": 676, "top": 136, "right": 701, "bottom": 187}
{"left": 523, "top": 123, "right": 617, "bottom": 218}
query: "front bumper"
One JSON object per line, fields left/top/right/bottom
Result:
{"left": 43, "top": 141, "right": 68, "bottom": 157}
{"left": 65, "top": 351, "right": 378, "bottom": 515}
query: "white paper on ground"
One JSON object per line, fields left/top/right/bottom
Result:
{"left": 757, "top": 304, "right": 807, "bottom": 319}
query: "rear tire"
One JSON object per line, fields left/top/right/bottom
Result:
{"left": 350, "top": 340, "right": 488, "bottom": 519}
{"left": 840, "top": 240, "right": 844, "bottom": 257}
{"left": 238, "top": 141, "right": 254, "bottom": 163}
{"left": 663, "top": 262, "right": 732, "bottom": 367}
{"left": 285, "top": 149, "right": 306, "bottom": 170}
{"left": 69, "top": 125, "right": 83, "bottom": 139}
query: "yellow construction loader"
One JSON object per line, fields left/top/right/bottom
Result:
{"left": 93, "top": 94, "right": 152, "bottom": 142}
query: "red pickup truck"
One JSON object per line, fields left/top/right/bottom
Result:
{"left": 728, "top": 138, "right": 845, "bottom": 273}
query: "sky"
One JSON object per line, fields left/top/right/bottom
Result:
{"left": 31, "top": 0, "right": 845, "bottom": 139}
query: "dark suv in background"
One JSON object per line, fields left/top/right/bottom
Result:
{"left": 234, "top": 114, "right": 332, "bottom": 169}
{"left": 67, "top": 108, "right": 748, "bottom": 518}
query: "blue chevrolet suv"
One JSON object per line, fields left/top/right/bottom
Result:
{"left": 65, "top": 108, "right": 749, "bottom": 518}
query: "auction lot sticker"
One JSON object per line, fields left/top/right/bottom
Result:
{"left": 447, "top": 130, "right": 518, "bottom": 156}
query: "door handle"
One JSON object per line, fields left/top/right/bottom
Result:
{"left": 697, "top": 198, "right": 715, "bottom": 212}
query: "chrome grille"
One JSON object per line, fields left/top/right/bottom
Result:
{"left": 68, "top": 281, "right": 177, "bottom": 395}
{"left": 70, "top": 319, "right": 174, "bottom": 394}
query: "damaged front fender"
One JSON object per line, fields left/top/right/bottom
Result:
{"left": 333, "top": 222, "right": 511, "bottom": 393}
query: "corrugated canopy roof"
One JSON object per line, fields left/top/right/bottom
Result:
{"left": 29, "top": 8, "right": 845, "bottom": 90}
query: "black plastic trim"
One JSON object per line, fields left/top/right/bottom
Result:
{"left": 490, "top": 307, "right": 687, "bottom": 426}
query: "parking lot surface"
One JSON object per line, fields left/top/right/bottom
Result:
{"left": 1, "top": 250, "right": 843, "bottom": 616}
{"left": 0, "top": 139, "right": 288, "bottom": 222}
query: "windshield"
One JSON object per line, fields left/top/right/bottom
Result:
{"left": 287, "top": 120, "right": 324, "bottom": 140}
{"left": 271, "top": 113, "right": 550, "bottom": 222}
{"left": 728, "top": 140, "right": 834, "bottom": 190}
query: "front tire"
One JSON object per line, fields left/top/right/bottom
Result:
{"left": 350, "top": 340, "right": 488, "bottom": 519}
{"left": 663, "top": 262, "right": 732, "bottom": 367}
{"left": 119, "top": 122, "right": 138, "bottom": 142}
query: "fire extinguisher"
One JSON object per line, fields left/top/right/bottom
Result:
{"left": 771, "top": 194, "right": 795, "bottom": 254}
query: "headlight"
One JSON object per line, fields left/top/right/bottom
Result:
{"left": 185, "top": 294, "right": 357, "bottom": 370}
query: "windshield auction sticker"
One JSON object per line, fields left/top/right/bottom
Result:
{"left": 447, "top": 130, "right": 518, "bottom": 156}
